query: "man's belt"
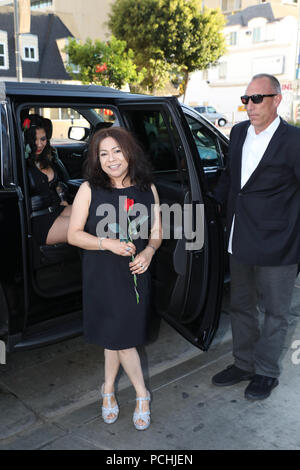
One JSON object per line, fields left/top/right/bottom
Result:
{"left": 31, "top": 205, "right": 57, "bottom": 218}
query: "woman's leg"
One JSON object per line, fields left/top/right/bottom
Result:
{"left": 118, "top": 348, "right": 149, "bottom": 427}
{"left": 104, "top": 349, "right": 121, "bottom": 391}
{"left": 46, "top": 205, "right": 72, "bottom": 245}
{"left": 102, "top": 349, "right": 121, "bottom": 420}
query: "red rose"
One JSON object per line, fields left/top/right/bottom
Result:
{"left": 23, "top": 118, "right": 31, "bottom": 130}
{"left": 125, "top": 198, "right": 134, "bottom": 212}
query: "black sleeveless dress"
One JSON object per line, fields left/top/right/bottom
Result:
{"left": 28, "top": 164, "right": 65, "bottom": 245}
{"left": 82, "top": 184, "right": 154, "bottom": 350}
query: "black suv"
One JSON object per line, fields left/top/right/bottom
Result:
{"left": 0, "top": 82, "right": 229, "bottom": 364}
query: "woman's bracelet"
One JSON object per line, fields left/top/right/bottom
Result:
{"left": 98, "top": 237, "right": 106, "bottom": 251}
{"left": 147, "top": 244, "right": 156, "bottom": 253}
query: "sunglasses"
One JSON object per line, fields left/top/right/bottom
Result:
{"left": 240, "top": 94, "right": 277, "bottom": 105}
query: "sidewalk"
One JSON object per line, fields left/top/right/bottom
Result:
{"left": 0, "top": 282, "right": 300, "bottom": 450}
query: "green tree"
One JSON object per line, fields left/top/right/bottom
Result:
{"left": 64, "top": 35, "right": 145, "bottom": 89}
{"left": 109, "top": 0, "right": 226, "bottom": 96}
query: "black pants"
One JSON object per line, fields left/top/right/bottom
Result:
{"left": 230, "top": 255, "right": 297, "bottom": 378}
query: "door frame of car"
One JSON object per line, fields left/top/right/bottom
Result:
{"left": 1, "top": 83, "right": 225, "bottom": 357}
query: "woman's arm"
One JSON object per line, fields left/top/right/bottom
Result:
{"left": 129, "top": 184, "right": 162, "bottom": 274}
{"left": 67, "top": 182, "right": 97, "bottom": 249}
{"left": 67, "top": 182, "right": 136, "bottom": 256}
{"left": 146, "top": 183, "right": 163, "bottom": 251}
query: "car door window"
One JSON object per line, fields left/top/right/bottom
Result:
{"left": 24, "top": 106, "right": 116, "bottom": 179}
{"left": 185, "top": 114, "right": 222, "bottom": 168}
{"left": 122, "top": 109, "right": 188, "bottom": 185}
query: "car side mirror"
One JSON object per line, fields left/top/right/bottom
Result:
{"left": 68, "top": 126, "right": 90, "bottom": 141}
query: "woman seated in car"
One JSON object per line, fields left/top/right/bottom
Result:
{"left": 24, "top": 114, "right": 72, "bottom": 245}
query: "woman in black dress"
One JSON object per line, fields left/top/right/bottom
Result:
{"left": 67, "top": 127, "right": 162, "bottom": 430}
{"left": 24, "top": 115, "right": 72, "bottom": 245}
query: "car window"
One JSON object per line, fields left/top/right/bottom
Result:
{"left": 122, "top": 109, "right": 187, "bottom": 182}
{"left": 207, "top": 107, "right": 216, "bottom": 114}
{"left": 196, "top": 106, "right": 205, "bottom": 113}
{"left": 185, "top": 114, "right": 222, "bottom": 168}
{"left": 27, "top": 107, "right": 116, "bottom": 144}
{"left": 22, "top": 106, "right": 116, "bottom": 179}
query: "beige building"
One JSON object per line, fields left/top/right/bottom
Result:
{"left": 203, "top": 0, "right": 299, "bottom": 18}
{"left": 1, "top": 0, "right": 298, "bottom": 41}
{"left": 50, "top": 0, "right": 114, "bottom": 41}
{"left": 0, "top": 0, "right": 114, "bottom": 41}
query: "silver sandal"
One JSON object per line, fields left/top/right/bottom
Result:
{"left": 101, "top": 384, "right": 119, "bottom": 424}
{"left": 133, "top": 390, "right": 151, "bottom": 430}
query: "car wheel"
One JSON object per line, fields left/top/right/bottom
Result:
{"left": 218, "top": 118, "right": 226, "bottom": 127}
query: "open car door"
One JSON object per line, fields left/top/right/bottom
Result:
{"left": 115, "top": 96, "right": 224, "bottom": 350}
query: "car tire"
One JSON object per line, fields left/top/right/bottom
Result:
{"left": 218, "top": 118, "right": 226, "bottom": 127}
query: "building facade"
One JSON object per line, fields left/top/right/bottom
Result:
{"left": 185, "top": 2, "right": 298, "bottom": 122}
{"left": 0, "top": 6, "right": 74, "bottom": 82}
{"left": 0, "top": 0, "right": 113, "bottom": 41}
{"left": 203, "top": 0, "right": 298, "bottom": 19}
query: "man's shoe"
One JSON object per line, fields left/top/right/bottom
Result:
{"left": 244, "top": 374, "right": 279, "bottom": 401}
{"left": 212, "top": 364, "right": 254, "bottom": 387}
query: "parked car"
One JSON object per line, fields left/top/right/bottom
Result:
{"left": 193, "top": 105, "right": 227, "bottom": 127}
{"left": 0, "top": 82, "right": 229, "bottom": 364}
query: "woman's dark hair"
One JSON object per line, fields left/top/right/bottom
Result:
{"left": 85, "top": 126, "right": 153, "bottom": 190}
{"left": 23, "top": 114, "right": 54, "bottom": 169}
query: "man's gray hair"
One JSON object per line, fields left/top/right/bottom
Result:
{"left": 251, "top": 73, "right": 281, "bottom": 94}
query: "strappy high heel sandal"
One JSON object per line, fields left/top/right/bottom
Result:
{"left": 133, "top": 390, "right": 151, "bottom": 431}
{"left": 101, "top": 384, "right": 119, "bottom": 424}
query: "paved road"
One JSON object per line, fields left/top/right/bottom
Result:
{"left": 0, "top": 282, "right": 300, "bottom": 451}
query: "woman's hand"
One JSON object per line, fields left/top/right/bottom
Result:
{"left": 102, "top": 238, "right": 136, "bottom": 257}
{"left": 129, "top": 246, "right": 154, "bottom": 275}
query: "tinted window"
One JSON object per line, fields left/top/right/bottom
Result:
{"left": 185, "top": 114, "right": 222, "bottom": 168}
{"left": 27, "top": 107, "right": 116, "bottom": 143}
{"left": 122, "top": 110, "right": 180, "bottom": 172}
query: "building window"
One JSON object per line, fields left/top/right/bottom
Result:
{"left": 222, "top": 0, "right": 228, "bottom": 10}
{"left": 222, "top": 0, "right": 241, "bottom": 12}
{"left": 219, "top": 62, "right": 227, "bottom": 79}
{"left": 21, "top": 34, "right": 39, "bottom": 62}
{"left": 0, "top": 42, "right": 8, "bottom": 69}
{"left": 24, "top": 46, "right": 35, "bottom": 60}
{"left": 0, "top": 30, "right": 8, "bottom": 70}
{"left": 23, "top": 45, "right": 38, "bottom": 61}
{"left": 31, "top": 0, "right": 53, "bottom": 9}
{"left": 0, "top": 43, "right": 5, "bottom": 67}
{"left": 229, "top": 31, "right": 237, "bottom": 46}
{"left": 253, "top": 27, "right": 261, "bottom": 43}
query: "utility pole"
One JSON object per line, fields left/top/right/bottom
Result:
{"left": 13, "top": 0, "right": 23, "bottom": 82}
